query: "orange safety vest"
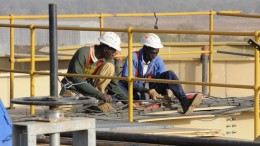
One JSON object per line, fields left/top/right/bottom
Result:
{"left": 84, "top": 54, "right": 104, "bottom": 75}
{"left": 61, "top": 55, "right": 103, "bottom": 85}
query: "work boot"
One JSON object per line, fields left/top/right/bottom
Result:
{"left": 180, "top": 93, "right": 203, "bottom": 115}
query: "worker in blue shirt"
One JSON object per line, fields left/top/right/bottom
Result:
{"left": 119, "top": 33, "right": 203, "bottom": 115}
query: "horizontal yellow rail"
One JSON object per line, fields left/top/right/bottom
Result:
{"left": 13, "top": 50, "right": 213, "bottom": 62}
{"left": 15, "top": 57, "right": 71, "bottom": 62}
{"left": 0, "top": 23, "right": 256, "bottom": 36}
{"left": 217, "top": 12, "right": 260, "bottom": 18}
{"left": 115, "top": 11, "right": 213, "bottom": 17}
{"left": 0, "top": 68, "right": 254, "bottom": 90}
{"left": 0, "top": 24, "right": 30, "bottom": 28}
{"left": 57, "top": 42, "right": 249, "bottom": 52}
{"left": 133, "top": 78, "right": 254, "bottom": 89}
{"left": 0, "top": 11, "right": 215, "bottom": 20}
{"left": 0, "top": 68, "right": 30, "bottom": 74}
{"left": 0, "top": 14, "right": 113, "bottom": 19}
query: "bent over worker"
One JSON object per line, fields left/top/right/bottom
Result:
{"left": 118, "top": 33, "right": 203, "bottom": 115}
{"left": 60, "top": 32, "right": 127, "bottom": 105}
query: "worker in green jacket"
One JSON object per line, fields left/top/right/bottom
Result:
{"left": 60, "top": 32, "right": 127, "bottom": 106}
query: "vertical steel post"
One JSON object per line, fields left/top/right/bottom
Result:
{"left": 209, "top": 10, "right": 214, "bottom": 96}
{"left": 49, "top": 4, "right": 58, "bottom": 99}
{"left": 127, "top": 27, "right": 133, "bottom": 122}
{"left": 254, "top": 32, "right": 260, "bottom": 139}
{"left": 49, "top": 4, "right": 60, "bottom": 146}
{"left": 30, "top": 25, "right": 35, "bottom": 115}
{"left": 9, "top": 14, "right": 15, "bottom": 109}
{"left": 200, "top": 46, "right": 209, "bottom": 95}
{"left": 99, "top": 13, "right": 104, "bottom": 35}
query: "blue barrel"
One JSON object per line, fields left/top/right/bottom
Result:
{"left": 0, "top": 99, "right": 12, "bottom": 146}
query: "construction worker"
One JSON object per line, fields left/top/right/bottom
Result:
{"left": 118, "top": 33, "right": 203, "bottom": 115}
{"left": 60, "top": 32, "right": 128, "bottom": 108}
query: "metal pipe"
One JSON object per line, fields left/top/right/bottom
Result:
{"left": 49, "top": 4, "right": 60, "bottom": 146}
{"left": 254, "top": 31, "right": 260, "bottom": 139}
{"left": 30, "top": 24, "right": 35, "bottom": 115}
{"left": 15, "top": 57, "right": 71, "bottom": 62}
{"left": 0, "top": 23, "right": 255, "bottom": 36}
{"left": 99, "top": 13, "right": 104, "bottom": 35}
{"left": 0, "top": 67, "right": 254, "bottom": 90}
{"left": 0, "top": 11, "right": 212, "bottom": 20}
{"left": 116, "top": 11, "right": 212, "bottom": 17}
{"left": 96, "top": 131, "right": 260, "bottom": 146}
{"left": 209, "top": 10, "right": 214, "bottom": 96}
{"left": 9, "top": 14, "right": 15, "bottom": 109}
{"left": 217, "top": 50, "right": 255, "bottom": 57}
{"left": 50, "top": 133, "right": 60, "bottom": 146}
{"left": 127, "top": 27, "right": 133, "bottom": 122}
{"left": 217, "top": 12, "right": 260, "bottom": 18}
{"left": 133, "top": 77, "right": 254, "bottom": 89}
{"left": 15, "top": 50, "right": 211, "bottom": 63}
{"left": 200, "top": 46, "right": 209, "bottom": 95}
{"left": 49, "top": 4, "right": 58, "bottom": 99}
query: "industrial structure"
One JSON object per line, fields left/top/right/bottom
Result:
{"left": 1, "top": 3, "right": 260, "bottom": 146}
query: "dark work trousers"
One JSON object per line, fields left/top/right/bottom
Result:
{"left": 151, "top": 70, "right": 186, "bottom": 102}
{"left": 118, "top": 70, "right": 187, "bottom": 102}
{"left": 118, "top": 80, "right": 141, "bottom": 100}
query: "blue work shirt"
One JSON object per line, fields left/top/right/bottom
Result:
{"left": 121, "top": 48, "right": 166, "bottom": 91}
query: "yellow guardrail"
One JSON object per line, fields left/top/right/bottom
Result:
{"left": 1, "top": 11, "right": 260, "bottom": 139}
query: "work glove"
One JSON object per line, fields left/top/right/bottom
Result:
{"left": 101, "top": 94, "right": 112, "bottom": 103}
{"left": 148, "top": 89, "right": 164, "bottom": 100}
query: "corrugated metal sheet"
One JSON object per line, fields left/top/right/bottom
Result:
{"left": 0, "top": 20, "right": 100, "bottom": 55}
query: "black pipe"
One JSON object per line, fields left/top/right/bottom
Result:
{"left": 217, "top": 50, "right": 254, "bottom": 57}
{"left": 96, "top": 131, "right": 260, "bottom": 146}
{"left": 49, "top": 4, "right": 58, "bottom": 98}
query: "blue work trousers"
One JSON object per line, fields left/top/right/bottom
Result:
{"left": 119, "top": 70, "right": 187, "bottom": 102}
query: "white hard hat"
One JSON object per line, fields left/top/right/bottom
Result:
{"left": 140, "top": 33, "right": 163, "bottom": 49}
{"left": 98, "top": 32, "right": 121, "bottom": 51}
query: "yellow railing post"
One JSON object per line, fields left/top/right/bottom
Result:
{"left": 254, "top": 31, "right": 260, "bottom": 139}
{"left": 30, "top": 24, "right": 36, "bottom": 115}
{"left": 99, "top": 13, "right": 104, "bottom": 35}
{"left": 208, "top": 10, "right": 215, "bottom": 96}
{"left": 9, "top": 14, "right": 15, "bottom": 109}
{"left": 127, "top": 27, "right": 133, "bottom": 122}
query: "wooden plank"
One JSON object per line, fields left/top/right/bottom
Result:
{"left": 147, "top": 106, "right": 235, "bottom": 115}
{"left": 115, "top": 127, "right": 221, "bottom": 137}
{"left": 135, "top": 114, "right": 215, "bottom": 122}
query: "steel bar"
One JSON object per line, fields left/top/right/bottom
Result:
{"left": 201, "top": 46, "right": 209, "bottom": 95}
{"left": 49, "top": 4, "right": 59, "bottom": 146}
{"left": 9, "top": 15, "right": 15, "bottom": 109}
{"left": 49, "top": 4, "right": 58, "bottom": 99}
{"left": 253, "top": 32, "right": 260, "bottom": 139}
{"left": 217, "top": 12, "right": 260, "bottom": 19}
{"left": 217, "top": 50, "right": 254, "bottom": 57}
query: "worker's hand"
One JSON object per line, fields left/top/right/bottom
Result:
{"left": 148, "top": 89, "right": 164, "bottom": 100}
{"left": 101, "top": 94, "right": 112, "bottom": 103}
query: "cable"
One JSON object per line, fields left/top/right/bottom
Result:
{"left": 154, "top": 12, "right": 158, "bottom": 29}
